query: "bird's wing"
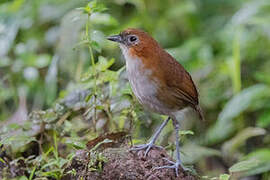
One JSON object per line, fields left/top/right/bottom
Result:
{"left": 160, "top": 52, "right": 199, "bottom": 107}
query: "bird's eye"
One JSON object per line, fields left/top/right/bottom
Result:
{"left": 129, "top": 35, "right": 137, "bottom": 42}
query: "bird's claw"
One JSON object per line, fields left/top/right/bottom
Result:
{"left": 130, "top": 142, "right": 162, "bottom": 157}
{"left": 154, "top": 158, "right": 187, "bottom": 177}
{"left": 162, "top": 157, "right": 175, "bottom": 164}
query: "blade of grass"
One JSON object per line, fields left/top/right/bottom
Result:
{"left": 29, "top": 166, "right": 36, "bottom": 180}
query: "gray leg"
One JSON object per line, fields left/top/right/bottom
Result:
{"left": 154, "top": 117, "right": 186, "bottom": 176}
{"left": 173, "top": 118, "right": 183, "bottom": 168}
{"left": 130, "top": 117, "right": 171, "bottom": 157}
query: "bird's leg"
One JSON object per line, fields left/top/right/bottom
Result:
{"left": 130, "top": 117, "right": 171, "bottom": 157}
{"left": 154, "top": 117, "right": 186, "bottom": 177}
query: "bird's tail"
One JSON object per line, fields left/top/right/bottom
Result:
{"left": 195, "top": 105, "right": 204, "bottom": 121}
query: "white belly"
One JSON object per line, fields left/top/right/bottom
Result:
{"left": 120, "top": 45, "right": 171, "bottom": 115}
{"left": 126, "top": 58, "right": 157, "bottom": 104}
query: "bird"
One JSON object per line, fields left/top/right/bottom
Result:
{"left": 107, "top": 28, "right": 203, "bottom": 176}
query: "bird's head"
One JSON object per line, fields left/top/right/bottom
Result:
{"left": 107, "top": 28, "right": 160, "bottom": 58}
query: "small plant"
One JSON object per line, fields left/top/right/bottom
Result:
{"left": 87, "top": 139, "right": 112, "bottom": 172}
{"left": 76, "top": 1, "right": 108, "bottom": 131}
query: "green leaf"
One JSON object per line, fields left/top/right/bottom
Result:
{"left": 181, "top": 143, "right": 221, "bottom": 164}
{"left": 91, "top": 138, "right": 113, "bottom": 152}
{"left": 96, "top": 56, "right": 115, "bottom": 71}
{"left": 90, "top": 13, "right": 118, "bottom": 26}
{"left": 6, "top": 123, "right": 21, "bottom": 131}
{"left": 229, "top": 149, "right": 270, "bottom": 177}
{"left": 0, "top": 157, "right": 5, "bottom": 164}
{"left": 73, "top": 40, "right": 89, "bottom": 50}
{"left": 58, "top": 157, "right": 69, "bottom": 168}
{"left": 222, "top": 127, "right": 266, "bottom": 157}
{"left": 256, "top": 110, "right": 270, "bottom": 128}
{"left": 96, "top": 105, "right": 105, "bottom": 110}
{"left": 19, "top": 176, "right": 28, "bottom": 180}
{"left": 205, "top": 84, "right": 270, "bottom": 145}
{"left": 254, "top": 71, "right": 270, "bottom": 84}
{"left": 99, "top": 70, "right": 118, "bottom": 83}
{"left": 40, "top": 159, "right": 59, "bottom": 170}
{"left": 65, "top": 138, "right": 86, "bottom": 149}
{"left": 85, "top": 93, "right": 94, "bottom": 102}
{"left": 0, "top": 133, "right": 36, "bottom": 150}
{"left": 89, "top": 1, "right": 107, "bottom": 13}
{"left": 83, "top": 1, "right": 107, "bottom": 14}
{"left": 35, "top": 54, "right": 51, "bottom": 68}
{"left": 219, "top": 174, "right": 230, "bottom": 180}
{"left": 179, "top": 130, "right": 194, "bottom": 136}
{"left": 80, "top": 70, "right": 94, "bottom": 82}
{"left": 90, "top": 41, "right": 101, "bottom": 53}
{"left": 66, "top": 168, "right": 77, "bottom": 176}
{"left": 230, "top": 159, "right": 259, "bottom": 173}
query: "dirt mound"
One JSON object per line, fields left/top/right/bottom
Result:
{"left": 62, "top": 146, "right": 197, "bottom": 180}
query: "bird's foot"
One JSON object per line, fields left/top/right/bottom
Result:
{"left": 130, "top": 142, "right": 162, "bottom": 157}
{"left": 154, "top": 158, "right": 188, "bottom": 177}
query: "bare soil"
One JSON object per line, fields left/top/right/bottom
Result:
{"left": 62, "top": 146, "right": 197, "bottom": 180}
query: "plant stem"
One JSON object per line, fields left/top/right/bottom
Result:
{"left": 86, "top": 14, "right": 97, "bottom": 132}
{"left": 232, "top": 30, "right": 241, "bottom": 94}
{"left": 232, "top": 29, "right": 244, "bottom": 130}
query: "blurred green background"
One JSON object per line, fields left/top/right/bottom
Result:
{"left": 0, "top": 0, "right": 270, "bottom": 179}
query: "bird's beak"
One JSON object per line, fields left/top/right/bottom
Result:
{"left": 107, "top": 35, "right": 122, "bottom": 43}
